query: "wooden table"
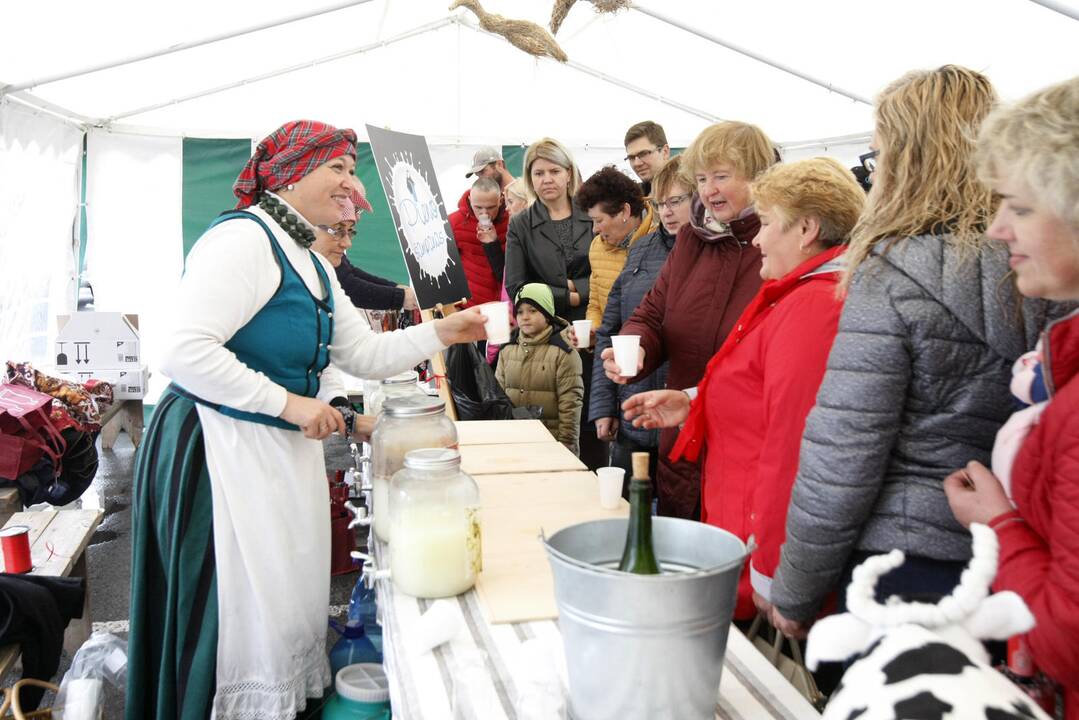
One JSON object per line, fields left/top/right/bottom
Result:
{"left": 459, "top": 441, "right": 586, "bottom": 476}
{"left": 454, "top": 419, "right": 552, "bottom": 446}
{"left": 373, "top": 427, "right": 820, "bottom": 719}
{"left": 0, "top": 509, "right": 104, "bottom": 676}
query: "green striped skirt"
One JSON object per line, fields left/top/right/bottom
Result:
{"left": 126, "top": 388, "right": 218, "bottom": 720}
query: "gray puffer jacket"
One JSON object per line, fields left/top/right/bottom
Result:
{"left": 770, "top": 234, "right": 1054, "bottom": 622}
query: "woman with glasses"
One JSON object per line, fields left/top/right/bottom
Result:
{"left": 601, "top": 121, "right": 776, "bottom": 519}
{"left": 768, "top": 66, "right": 1060, "bottom": 639}
{"left": 310, "top": 182, "right": 419, "bottom": 312}
{"left": 575, "top": 166, "right": 656, "bottom": 333}
{"left": 588, "top": 156, "right": 692, "bottom": 488}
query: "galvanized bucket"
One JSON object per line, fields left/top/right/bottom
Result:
{"left": 544, "top": 517, "right": 746, "bottom": 720}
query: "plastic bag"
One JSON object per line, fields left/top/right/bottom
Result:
{"left": 54, "top": 633, "right": 128, "bottom": 720}
{"left": 444, "top": 342, "right": 518, "bottom": 421}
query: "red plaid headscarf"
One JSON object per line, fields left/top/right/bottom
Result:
{"left": 336, "top": 183, "right": 374, "bottom": 223}
{"left": 233, "top": 120, "right": 358, "bottom": 209}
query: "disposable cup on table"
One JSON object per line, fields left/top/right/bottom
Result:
{"left": 571, "top": 319, "right": 592, "bottom": 349}
{"left": 409, "top": 598, "right": 464, "bottom": 655}
{"left": 479, "top": 302, "right": 511, "bottom": 345}
{"left": 611, "top": 335, "right": 641, "bottom": 377}
{"left": 596, "top": 467, "right": 625, "bottom": 509}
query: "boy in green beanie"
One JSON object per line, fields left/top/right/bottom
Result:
{"left": 495, "top": 283, "right": 584, "bottom": 455}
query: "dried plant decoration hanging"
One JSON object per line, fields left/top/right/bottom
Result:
{"left": 450, "top": 0, "right": 569, "bottom": 62}
{"left": 550, "top": 0, "right": 631, "bottom": 35}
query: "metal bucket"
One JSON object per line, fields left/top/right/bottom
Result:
{"left": 544, "top": 517, "right": 746, "bottom": 720}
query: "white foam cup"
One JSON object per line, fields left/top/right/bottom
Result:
{"left": 410, "top": 599, "right": 464, "bottom": 655}
{"left": 572, "top": 319, "right": 592, "bottom": 349}
{"left": 611, "top": 335, "right": 641, "bottom": 377}
{"left": 596, "top": 467, "right": 625, "bottom": 509}
{"left": 479, "top": 302, "right": 511, "bottom": 345}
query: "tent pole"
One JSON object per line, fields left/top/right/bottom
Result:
{"left": 624, "top": 3, "right": 873, "bottom": 106}
{"left": 0, "top": 0, "right": 379, "bottom": 96}
{"left": 451, "top": 16, "right": 721, "bottom": 124}
{"left": 2, "top": 91, "right": 93, "bottom": 128}
{"left": 97, "top": 17, "right": 457, "bottom": 125}
{"left": 1025, "top": 0, "right": 1079, "bottom": 20}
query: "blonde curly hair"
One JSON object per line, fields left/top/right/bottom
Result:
{"left": 976, "top": 76, "right": 1079, "bottom": 231}
{"left": 751, "top": 157, "right": 866, "bottom": 247}
{"left": 844, "top": 65, "right": 998, "bottom": 288}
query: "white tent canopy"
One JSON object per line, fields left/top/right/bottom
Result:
{"left": 2, "top": 0, "right": 1077, "bottom": 395}
{"left": 5, "top": 0, "right": 1078, "bottom": 147}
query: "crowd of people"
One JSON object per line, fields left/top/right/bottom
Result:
{"left": 447, "top": 67, "right": 1079, "bottom": 714}
{"left": 127, "top": 64, "right": 1078, "bottom": 718}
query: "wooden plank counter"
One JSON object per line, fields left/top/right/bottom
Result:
{"left": 458, "top": 441, "right": 586, "bottom": 476}
{"left": 454, "top": 419, "right": 552, "bottom": 446}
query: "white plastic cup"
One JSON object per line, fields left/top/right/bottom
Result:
{"left": 479, "top": 302, "right": 511, "bottom": 345}
{"left": 611, "top": 335, "right": 641, "bottom": 377}
{"left": 410, "top": 598, "right": 464, "bottom": 655}
{"left": 596, "top": 467, "right": 625, "bottom": 509}
{"left": 571, "top": 319, "right": 592, "bottom": 349}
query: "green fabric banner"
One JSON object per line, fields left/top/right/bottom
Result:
{"left": 351, "top": 143, "right": 409, "bottom": 284}
{"left": 502, "top": 144, "right": 526, "bottom": 177}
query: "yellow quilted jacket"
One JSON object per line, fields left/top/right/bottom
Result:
{"left": 585, "top": 206, "right": 656, "bottom": 328}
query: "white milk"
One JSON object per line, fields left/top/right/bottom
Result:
{"left": 390, "top": 506, "right": 482, "bottom": 598}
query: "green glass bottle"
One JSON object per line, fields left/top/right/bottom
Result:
{"left": 617, "top": 452, "right": 661, "bottom": 574}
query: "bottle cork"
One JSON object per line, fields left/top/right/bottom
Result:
{"left": 631, "top": 452, "right": 651, "bottom": 481}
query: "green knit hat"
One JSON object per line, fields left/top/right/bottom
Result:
{"left": 514, "top": 283, "right": 556, "bottom": 321}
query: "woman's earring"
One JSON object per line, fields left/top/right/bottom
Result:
{"left": 285, "top": 184, "right": 295, "bottom": 192}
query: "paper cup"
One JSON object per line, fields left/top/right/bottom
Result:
{"left": 611, "top": 335, "right": 641, "bottom": 377}
{"left": 596, "top": 467, "right": 625, "bottom": 509}
{"left": 572, "top": 319, "right": 592, "bottom": 349}
{"left": 479, "top": 302, "right": 511, "bottom": 345}
{"left": 410, "top": 598, "right": 464, "bottom": 655}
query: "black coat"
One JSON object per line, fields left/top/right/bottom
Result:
{"left": 335, "top": 256, "right": 405, "bottom": 311}
{"left": 504, "top": 201, "right": 594, "bottom": 321}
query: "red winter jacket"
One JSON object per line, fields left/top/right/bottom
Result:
{"left": 449, "top": 189, "right": 509, "bottom": 308}
{"left": 990, "top": 308, "right": 1079, "bottom": 718}
{"left": 620, "top": 199, "right": 762, "bottom": 519}
{"left": 685, "top": 246, "right": 845, "bottom": 620}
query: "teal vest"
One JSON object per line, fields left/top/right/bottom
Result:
{"left": 174, "top": 211, "right": 334, "bottom": 430}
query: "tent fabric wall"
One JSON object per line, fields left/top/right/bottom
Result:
{"left": 85, "top": 130, "right": 183, "bottom": 403}
{"left": 0, "top": 99, "right": 82, "bottom": 366}
{"left": 182, "top": 138, "right": 252, "bottom": 257}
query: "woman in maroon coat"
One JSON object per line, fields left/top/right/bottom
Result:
{"left": 944, "top": 77, "right": 1079, "bottom": 717}
{"left": 601, "top": 121, "right": 776, "bottom": 518}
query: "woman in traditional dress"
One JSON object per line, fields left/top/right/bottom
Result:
{"left": 126, "top": 120, "right": 486, "bottom": 720}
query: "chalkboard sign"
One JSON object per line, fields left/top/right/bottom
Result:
{"left": 366, "top": 125, "right": 470, "bottom": 310}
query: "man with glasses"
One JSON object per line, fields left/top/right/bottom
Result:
{"left": 624, "top": 121, "right": 671, "bottom": 197}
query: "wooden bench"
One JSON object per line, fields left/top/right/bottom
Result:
{"left": 0, "top": 508, "right": 105, "bottom": 677}
{"left": 0, "top": 488, "right": 19, "bottom": 528}
{"left": 98, "top": 399, "right": 144, "bottom": 450}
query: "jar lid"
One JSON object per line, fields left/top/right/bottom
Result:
{"left": 380, "top": 370, "right": 419, "bottom": 386}
{"left": 403, "top": 447, "right": 461, "bottom": 470}
{"left": 335, "top": 663, "right": 390, "bottom": 703}
{"left": 383, "top": 396, "right": 446, "bottom": 417}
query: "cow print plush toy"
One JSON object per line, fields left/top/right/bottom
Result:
{"left": 805, "top": 523, "right": 1051, "bottom": 720}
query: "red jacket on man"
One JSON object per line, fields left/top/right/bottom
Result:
{"left": 674, "top": 246, "right": 845, "bottom": 620}
{"left": 991, "top": 309, "right": 1079, "bottom": 718}
{"left": 448, "top": 189, "right": 509, "bottom": 308}
{"left": 619, "top": 199, "right": 763, "bottom": 519}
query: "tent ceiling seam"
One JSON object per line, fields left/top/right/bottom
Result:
{"left": 93, "top": 17, "right": 457, "bottom": 127}
{"left": 0, "top": 0, "right": 380, "bottom": 97}
{"left": 451, "top": 15, "right": 722, "bottom": 124}
{"left": 625, "top": 1, "right": 873, "bottom": 106}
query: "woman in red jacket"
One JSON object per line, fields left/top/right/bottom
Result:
{"left": 622, "top": 157, "right": 866, "bottom": 619}
{"left": 600, "top": 121, "right": 776, "bottom": 519}
{"left": 944, "top": 76, "right": 1079, "bottom": 718}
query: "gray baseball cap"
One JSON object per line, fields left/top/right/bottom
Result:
{"left": 466, "top": 146, "right": 502, "bottom": 177}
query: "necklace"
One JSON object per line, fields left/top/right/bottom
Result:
{"left": 258, "top": 194, "right": 316, "bottom": 248}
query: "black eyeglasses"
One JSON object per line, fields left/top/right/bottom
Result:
{"left": 651, "top": 193, "right": 692, "bottom": 212}
{"left": 859, "top": 149, "right": 879, "bottom": 175}
{"left": 624, "top": 147, "right": 659, "bottom": 163}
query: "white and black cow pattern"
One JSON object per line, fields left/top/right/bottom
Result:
{"left": 805, "top": 524, "right": 1051, "bottom": 720}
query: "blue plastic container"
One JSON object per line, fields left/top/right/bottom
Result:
{"left": 322, "top": 664, "right": 392, "bottom": 720}
{"left": 329, "top": 623, "right": 382, "bottom": 678}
